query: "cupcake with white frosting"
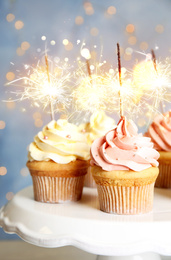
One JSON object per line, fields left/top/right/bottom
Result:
{"left": 27, "top": 119, "right": 90, "bottom": 203}
{"left": 79, "top": 111, "right": 115, "bottom": 188}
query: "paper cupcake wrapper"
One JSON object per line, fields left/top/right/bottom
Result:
{"left": 155, "top": 163, "right": 171, "bottom": 188}
{"left": 96, "top": 183, "right": 154, "bottom": 215}
{"left": 31, "top": 175, "right": 85, "bottom": 203}
{"left": 84, "top": 166, "right": 97, "bottom": 188}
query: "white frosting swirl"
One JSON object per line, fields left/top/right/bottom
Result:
{"left": 28, "top": 119, "right": 90, "bottom": 164}
{"left": 79, "top": 111, "right": 115, "bottom": 144}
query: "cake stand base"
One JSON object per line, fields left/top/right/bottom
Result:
{"left": 96, "top": 252, "right": 161, "bottom": 260}
{"left": 0, "top": 186, "right": 171, "bottom": 257}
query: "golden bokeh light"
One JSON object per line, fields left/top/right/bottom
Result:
{"left": 41, "top": 36, "right": 46, "bottom": 41}
{"left": 90, "top": 27, "right": 99, "bottom": 36}
{"left": 6, "top": 72, "right": 15, "bottom": 81}
{"left": 140, "top": 41, "right": 148, "bottom": 51}
{"left": 124, "top": 53, "right": 132, "bottom": 61}
{"left": 0, "top": 121, "right": 6, "bottom": 129}
{"left": 84, "top": 2, "right": 94, "bottom": 15}
{"left": 15, "top": 20, "right": 24, "bottom": 30}
{"left": 6, "top": 101, "right": 16, "bottom": 110}
{"left": 50, "top": 40, "right": 56, "bottom": 45}
{"left": 65, "top": 42, "right": 73, "bottom": 51}
{"left": 75, "top": 16, "right": 84, "bottom": 25}
{"left": 6, "top": 13, "right": 15, "bottom": 22}
{"left": 20, "top": 168, "right": 29, "bottom": 177}
{"left": 126, "top": 24, "right": 135, "bottom": 33}
{"left": 107, "top": 6, "right": 116, "bottom": 15}
{"left": 21, "top": 41, "right": 30, "bottom": 50}
{"left": 90, "top": 51, "right": 97, "bottom": 60}
{"left": 63, "top": 39, "right": 69, "bottom": 46}
{"left": 6, "top": 192, "right": 14, "bottom": 201}
{"left": 155, "top": 24, "right": 164, "bottom": 33}
{"left": 16, "top": 47, "right": 25, "bottom": 56}
{"left": 33, "top": 112, "right": 41, "bottom": 120}
{"left": 128, "top": 36, "right": 137, "bottom": 45}
{"left": 35, "top": 119, "right": 43, "bottom": 128}
{"left": 0, "top": 167, "right": 7, "bottom": 176}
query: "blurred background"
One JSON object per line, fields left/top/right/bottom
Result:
{"left": 0, "top": 0, "right": 171, "bottom": 240}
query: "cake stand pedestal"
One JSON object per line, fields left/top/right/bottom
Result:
{"left": 0, "top": 186, "right": 171, "bottom": 260}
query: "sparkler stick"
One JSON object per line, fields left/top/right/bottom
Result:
{"left": 86, "top": 59, "right": 92, "bottom": 79}
{"left": 151, "top": 49, "right": 164, "bottom": 114}
{"left": 45, "top": 54, "right": 55, "bottom": 120}
{"left": 117, "top": 43, "right": 123, "bottom": 117}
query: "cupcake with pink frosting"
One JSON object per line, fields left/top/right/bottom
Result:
{"left": 90, "top": 116, "right": 159, "bottom": 215}
{"left": 145, "top": 111, "right": 171, "bottom": 188}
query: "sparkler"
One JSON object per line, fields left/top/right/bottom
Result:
{"left": 117, "top": 43, "right": 123, "bottom": 117}
{"left": 6, "top": 56, "right": 72, "bottom": 119}
{"left": 72, "top": 46, "right": 137, "bottom": 118}
{"left": 151, "top": 49, "right": 164, "bottom": 113}
{"left": 45, "top": 54, "right": 54, "bottom": 120}
{"left": 133, "top": 55, "right": 171, "bottom": 117}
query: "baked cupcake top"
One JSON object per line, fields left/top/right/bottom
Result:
{"left": 79, "top": 111, "right": 115, "bottom": 145}
{"left": 28, "top": 119, "right": 90, "bottom": 164}
{"left": 145, "top": 111, "right": 171, "bottom": 151}
{"left": 90, "top": 116, "right": 159, "bottom": 171}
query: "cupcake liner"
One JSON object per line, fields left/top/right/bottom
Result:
{"left": 155, "top": 162, "right": 171, "bottom": 188}
{"left": 31, "top": 174, "right": 85, "bottom": 203}
{"left": 96, "top": 183, "right": 154, "bottom": 215}
{"left": 84, "top": 166, "right": 97, "bottom": 188}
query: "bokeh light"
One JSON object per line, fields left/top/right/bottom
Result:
{"left": 21, "top": 41, "right": 30, "bottom": 50}
{"left": 34, "top": 118, "right": 43, "bottom": 127}
{"left": 6, "top": 192, "right": 14, "bottom": 201}
{"left": 15, "top": 20, "right": 24, "bottom": 30}
{"left": 155, "top": 24, "right": 164, "bottom": 33}
{"left": 75, "top": 16, "right": 84, "bottom": 25}
{"left": 107, "top": 6, "right": 116, "bottom": 15}
{"left": 90, "top": 27, "right": 99, "bottom": 36}
{"left": 63, "top": 39, "right": 69, "bottom": 45}
{"left": 6, "top": 13, "right": 15, "bottom": 22}
{"left": 0, "top": 121, "right": 6, "bottom": 130}
{"left": 0, "top": 167, "right": 7, "bottom": 176}
{"left": 128, "top": 36, "right": 137, "bottom": 45}
{"left": 16, "top": 47, "right": 25, "bottom": 56}
{"left": 126, "top": 24, "right": 135, "bottom": 33}
{"left": 6, "top": 72, "right": 15, "bottom": 81}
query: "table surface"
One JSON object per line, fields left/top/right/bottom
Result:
{"left": 0, "top": 186, "right": 171, "bottom": 256}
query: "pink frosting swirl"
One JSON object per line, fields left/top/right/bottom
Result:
{"left": 90, "top": 116, "right": 159, "bottom": 171}
{"left": 145, "top": 111, "right": 171, "bottom": 151}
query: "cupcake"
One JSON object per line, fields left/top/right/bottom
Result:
{"left": 90, "top": 116, "right": 159, "bottom": 214}
{"left": 27, "top": 119, "right": 90, "bottom": 203}
{"left": 79, "top": 111, "right": 115, "bottom": 188}
{"left": 145, "top": 111, "right": 171, "bottom": 188}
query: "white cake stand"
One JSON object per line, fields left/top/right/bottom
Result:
{"left": 0, "top": 186, "right": 171, "bottom": 260}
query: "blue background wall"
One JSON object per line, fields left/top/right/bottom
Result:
{"left": 0, "top": 0, "right": 171, "bottom": 239}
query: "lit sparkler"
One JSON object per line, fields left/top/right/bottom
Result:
{"left": 72, "top": 46, "right": 137, "bottom": 118}
{"left": 72, "top": 48, "right": 117, "bottom": 115}
{"left": 6, "top": 56, "right": 72, "bottom": 119}
{"left": 133, "top": 55, "right": 171, "bottom": 116}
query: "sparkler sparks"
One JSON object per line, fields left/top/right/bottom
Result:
{"left": 133, "top": 57, "right": 171, "bottom": 116}
{"left": 6, "top": 57, "right": 72, "bottom": 118}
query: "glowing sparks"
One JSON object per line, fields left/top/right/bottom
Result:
{"left": 6, "top": 57, "right": 72, "bottom": 117}
{"left": 133, "top": 58, "right": 171, "bottom": 116}
{"left": 72, "top": 58, "right": 136, "bottom": 116}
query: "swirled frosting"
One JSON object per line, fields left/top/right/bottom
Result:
{"left": 145, "top": 111, "right": 171, "bottom": 151}
{"left": 28, "top": 119, "right": 90, "bottom": 164}
{"left": 90, "top": 116, "right": 159, "bottom": 171}
{"left": 79, "top": 111, "right": 115, "bottom": 145}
